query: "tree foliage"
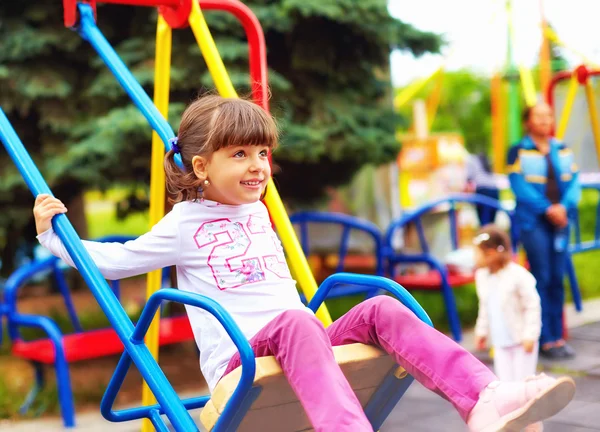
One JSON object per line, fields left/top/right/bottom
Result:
{"left": 0, "top": 1, "right": 441, "bottom": 273}
{"left": 395, "top": 70, "right": 492, "bottom": 154}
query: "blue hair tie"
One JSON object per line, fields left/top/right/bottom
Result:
{"left": 169, "top": 137, "right": 181, "bottom": 154}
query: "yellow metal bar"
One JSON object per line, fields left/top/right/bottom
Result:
{"left": 543, "top": 26, "right": 600, "bottom": 69}
{"left": 518, "top": 65, "right": 538, "bottom": 107}
{"left": 556, "top": 74, "right": 579, "bottom": 140}
{"left": 263, "top": 181, "right": 332, "bottom": 325}
{"left": 188, "top": 0, "right": 237, "bottom": 97}
{"left": 394, "top": 67, "right": 442, "bottom": 111}
{"left": 584, "top": 79, "right": 600, "bottom": 167}
{"left": 425, "top": 69, "right": 444, "bottom": 129}
{"left": 188, "top": 1, "right": 332, "bottom": 326}
{"left": 538, "top": 0, "right": 552, "bottom": 94}
{"left": 491, "top": 73, "right": 506, "bottom": 173}
{"left": 141, "top": 15, "right": 171, "bottom": 432}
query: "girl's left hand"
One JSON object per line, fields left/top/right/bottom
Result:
{"left": 522, "top": 340, "right": 535, "bottom": 353}
{"left": 33, "top": 194, "right": 68, "bottom": 235}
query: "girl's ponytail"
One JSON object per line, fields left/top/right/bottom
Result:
{"left": 164, "top": 149, "right": 201, "bottom": 203}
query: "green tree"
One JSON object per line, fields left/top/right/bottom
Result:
{"left": 395, "top": 70, "right": 492, "bottom": 154}
{"left": 0, "top": 1, "right": 441, "bottom": 274}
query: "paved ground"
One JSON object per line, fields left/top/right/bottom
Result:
{"left": 381, "top": 320, "right": 600, "bottom": 431}
{"left": 3, "top": 301, "right": 600, "bottom": 431}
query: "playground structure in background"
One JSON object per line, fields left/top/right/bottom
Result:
{"left": 548, "top": 65, "right": 600, "bottom": 174}
{"left": 0, "top": 0, "right": 435, "bottom": 430}
{"left": 388, "top": 0, "right": 600, "bottom": 211}
{"left": 358, "top": 0, "right": 600, "bottom": 270}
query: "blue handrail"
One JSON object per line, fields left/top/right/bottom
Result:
{"left": 384, "top": 193, "right": 516, "bottom": 250}
{"left": 102, "top": 289, "right": 259, "bottom": 432}
{"left": 290, "top": 211, "right": 385, "bottom": 276}
{"left": 570, "top": 185, "right": 600, "bottom": 254}
{"left": 308, "top": 273, "right": 432, "bottom": 327}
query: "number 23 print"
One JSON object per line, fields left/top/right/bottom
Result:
{"left": 194, "top": 215, "right": 291, "bottom": 290}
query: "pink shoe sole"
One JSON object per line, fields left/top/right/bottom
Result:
{"left": 480, "top": 377, "right": 575, "bottom": 432}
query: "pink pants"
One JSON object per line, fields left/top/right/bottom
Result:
{"left": 223, "top": 296, "right": 496, "bottom": 431}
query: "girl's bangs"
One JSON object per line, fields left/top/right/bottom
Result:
{"left": 210, "top": 104, "right": 278, "bottom": 151}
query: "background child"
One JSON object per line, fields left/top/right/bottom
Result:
{"left": 34, "top": 95, "right": 574, "bottom": 432}
{"left": 474, "top": 225, "right": 544, "bottom": 431}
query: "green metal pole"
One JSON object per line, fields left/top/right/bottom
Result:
{"left": 506, "top": 0, "right": 521, "bottom": 145}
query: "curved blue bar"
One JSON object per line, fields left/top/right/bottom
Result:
{"left": 290, "top": 211, "right": 385, "bottom": 276}
{"left": 11, "top": 313, "right": 75, "bottom": 426}
{"left": 76, "top": 4, "right": 182, "bottom": 167}
{"left": 4, "top": 257, "right": 57, "bottom": 309}
{"left": 103, "top": 288, "right": 256, "bottom": 431}
{"left": 290, "top": 211, "right": 382, "bottom": 239}
{"left": 0, "top": 110, "right": 196, "bottom": 430}
{"left": 384, "top": 193, "right": 516, "bottom": 248}
{"left": 308, "top": 273, "right": 433, "bottom": 327}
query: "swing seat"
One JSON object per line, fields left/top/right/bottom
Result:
{"left": 200, "top": 343, "right": 405, "bottom": 432}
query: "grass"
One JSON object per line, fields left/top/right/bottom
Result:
{"left": 84, "top": 188, "right": 149, "bottom": 239}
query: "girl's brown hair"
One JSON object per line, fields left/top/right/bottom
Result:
{"left": 164, "top": 95, "right": 279, "bottom": 203}
{"left": 473, "top": 224, "right": 512, "bottom": 265}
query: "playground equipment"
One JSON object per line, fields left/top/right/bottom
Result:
{"left": 290, "top": 211, "right": 384, "bottom": 298}
{"left": 397, "top": 102, "right": 470, "bottom": 210}
{"left": 202, "top": 273, "right": 432, "bottom": 432}
{"left": 0, "top": 1, "right": 434, "bottom": 430}
{"left": 0, "top": 237, "right": 181, "bottom": 427}
{"left": 291, "top": 191, "right": 584, "bottom": 342}
{"left": 68, "top": 0, "right": 335, "bottom": 428}
{"left": 545, "top": 64, "right": 600, "bottom": 303}
{"left": 291, "top": 194, "right": 514, "bottom": 341}
{"left": 383, "top": 194, "right": 517, "bottom": 342}
{"left": 547, "top": 65, "right": 600, "bottom": 174}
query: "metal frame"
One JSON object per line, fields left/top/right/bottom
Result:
{"left": 0, "top": 238, "right": 176, "bottom": 427}
{"left": 308, "top": 273, "right": 432, "bottom": 430}
{"left": 546, "top": 65, "right": 600, "bottom": 167}
{"left": 290, "top": 211, "right": 385, "bottom": 299}
{"left": 383, "top": 193, "right": 518, "bottom": 342}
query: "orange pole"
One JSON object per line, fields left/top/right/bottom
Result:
{"left": 491, "top": 73, "right": 506, "bottom": 173}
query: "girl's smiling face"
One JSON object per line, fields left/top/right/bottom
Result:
{"left": 192, "top": 144, "right": 271, "bottom": 205}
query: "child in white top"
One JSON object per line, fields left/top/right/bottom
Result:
{"left": 474, "top": 225, "right": 543, "bottom": 431}
{"left": 34, "top": 95, "right": 574, "bottom": 432}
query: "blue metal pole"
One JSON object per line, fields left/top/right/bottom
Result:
{"left": 76, "top": 3, "right": 182, "bottom": 167}
{"left": 0, "top": 109, "right": 197, "bottom": 431}
{"left": 308, "top": 273, "right": 432, "bottom": 326}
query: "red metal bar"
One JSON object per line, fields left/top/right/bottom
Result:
{"left": 64, "top": 0, "right": 189, "bottom": 28}
{"left": 547, "top": 66, "right": 600, "bottom": 136}
{"left": 65, "top": 0, "right": 269, "bottom": 111}
{"left": 547, "top": 66, "right": 600, "bottom": 108}
{"left": 200, "top": 0, "right": 269, "bottom": 113}
{"left": 99, "top": 0, "right": 180, "bottom": 6}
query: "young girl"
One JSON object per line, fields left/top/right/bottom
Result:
{"left": 473, "top": 225, "right": 544, "bottom": 431}
{"left": 34, "top": 95, "right": 575, "bottom": 432}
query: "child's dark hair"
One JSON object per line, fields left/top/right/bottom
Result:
{"left": 522, "top": 105, "right": 533, "bottom": 123}
{"left": 474, "top": 224, "right": 512, "bottom": 264}
{"left": 164, "top": 95, "right": 279, "bottom": 203}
